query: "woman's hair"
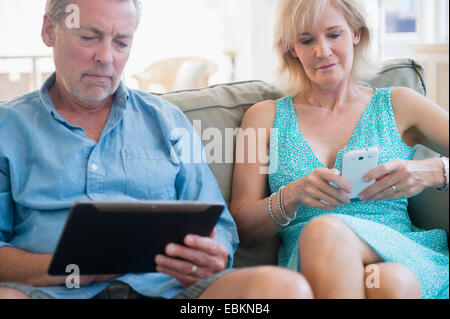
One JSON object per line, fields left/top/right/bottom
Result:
{"left": 274, "top": 0, "right": 379, "bottom": 95}
{"left": 45, "top": 0, "right": 142, "bottom": 29}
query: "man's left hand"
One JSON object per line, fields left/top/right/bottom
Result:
{"left": 155, "top": 228, "right": 229, "bottom": 287}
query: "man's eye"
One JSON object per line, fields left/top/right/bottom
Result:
{"left": 80, "top": 36, "right": 95, "bottom": 41}
{"left": 117, "top": 41, "right": 129, "bottom": 48}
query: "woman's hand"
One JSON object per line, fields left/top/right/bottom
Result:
{"left": 154, "top": 228, "right": 228, "bottom": 288}
{"left": 359, "top": 158, "right": 445, "bottom": 202}
{"left": 285, "top": 167, "right": 352, "bottom": 212}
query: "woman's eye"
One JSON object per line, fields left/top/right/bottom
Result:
{"left": 329, "top": 32, "right": 342, "bottom": 39}
{"left": 80, "top": 36, "right": 95, "bottom": 41}
{"left": 300, "top": 39, "right": 313, "bottom": 45}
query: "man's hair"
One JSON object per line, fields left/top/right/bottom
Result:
{"left": 45, "top": 0, "right": 142, "bottom": 28}
{"left": 274, "top": 0, "right": 379, "bottom": 95}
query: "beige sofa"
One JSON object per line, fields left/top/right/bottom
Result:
{"left": 159, "top": 58, "right": 449, "bottom": 268}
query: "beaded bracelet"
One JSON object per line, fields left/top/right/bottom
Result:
{"left": 278, "top": 186, "right": 297, "bottom": 223}
{"left": 268, "top": 192, "right": 290, "bottom": 228}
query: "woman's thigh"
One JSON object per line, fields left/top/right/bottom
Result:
{"left": 364, "top": 262, "right": 421, "bottom": 299}
{"left": 198, "top": 266, "right": 313, "bottom": 299}
{"left": 299, "top": 215, "right": 382, "bottom": 265}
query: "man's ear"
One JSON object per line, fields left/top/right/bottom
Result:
{"left": 42, "top": 14, "right": 56, "bottom": 47}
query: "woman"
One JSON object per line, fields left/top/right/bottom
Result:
{"left": 230, "top": 0, "right": 449, "bottom": 299}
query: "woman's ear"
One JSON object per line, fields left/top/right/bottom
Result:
{"left": 353, "top": 29, "right": 361, "bottom": 46}
{"left": 42, "top": 14, "right": 56, "bottom": 47}
{"left": 290, "top": 48, "right": 298, "bottom": 58}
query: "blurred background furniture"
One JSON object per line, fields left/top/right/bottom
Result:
{"left": 0, "top": 55, "right": 53, "bottom": 102}
{"left": 0, "top": 72, "right": 33, "bottom": 101}
{"left": 132, "top": 57, "right": 218, "bottom": 93}
{"left": 410, "top": 44, "right": 449, "bottom": 111}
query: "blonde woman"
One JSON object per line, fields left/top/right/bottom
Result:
{"left": 230, "top": 0, "right": 449, "bottom": 299}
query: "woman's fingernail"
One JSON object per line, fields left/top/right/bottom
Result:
{"left": 359, "top": 194, "right": 366, "bottom": 201}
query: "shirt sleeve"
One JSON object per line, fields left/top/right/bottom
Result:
{"left": 0, "top": 168, "right": 14, "bottom": 248}
{"left": 171, "top": 114, "right": 239, "bottom": 268}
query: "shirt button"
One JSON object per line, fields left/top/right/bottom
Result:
{"left": 91, "top": 164, "right": 99, "bottom": 171}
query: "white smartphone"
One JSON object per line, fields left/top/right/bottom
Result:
{"left": 340, "top": 147, "right": 379, "bottom": 199}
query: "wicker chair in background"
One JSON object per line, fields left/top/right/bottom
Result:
{"left": 132, "top": 56, "right": 218, "bottom": 92}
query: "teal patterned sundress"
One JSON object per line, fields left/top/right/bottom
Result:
{"left": 268, "top": 87, "right": 449, "bottom": 299}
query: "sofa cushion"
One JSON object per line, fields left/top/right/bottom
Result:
{"left": 367, "top": 58, "right": 427, "bottom": 96}
{"left": 157, "top": 58, "right": 448, "bottom": 268}
{"left": 158, "top": 80, "right": 284, "bottom": 205}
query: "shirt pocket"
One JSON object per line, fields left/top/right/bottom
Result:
{"left": 121, "top": 149, "right": 178, "bottom": 200}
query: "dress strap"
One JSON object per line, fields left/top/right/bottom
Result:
{"left": 274, "top": 95, "right": 299, "bottom": 133}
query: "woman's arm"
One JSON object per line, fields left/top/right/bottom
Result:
{"left": 230, "top": 101, "right": 351, "bottom": 246}
{"left": 229, "top": 100, "right": 282, "bottom": 246}
{"left": 392, "top": 86, "right": 449, "bottom": 156}
{"left": 359, "top": 87, "right": 449, "bottom": 201}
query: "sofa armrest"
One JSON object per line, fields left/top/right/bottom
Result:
{"left": 409, "top": 189, "right": 449, "bottom": 235}
{"left": 408, "top": 145, "right": 449, "bottom": 235}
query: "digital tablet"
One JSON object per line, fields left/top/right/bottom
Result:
{"left": 48, "top": 200, "right": 224, "bottom": 276}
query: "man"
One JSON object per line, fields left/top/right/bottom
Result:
{"left": 0, "top": 0, "right": 312, "bottom": 299}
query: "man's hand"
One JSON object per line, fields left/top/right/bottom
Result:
{"left": 154, "top": 228, "right": 229, "bottom": 287}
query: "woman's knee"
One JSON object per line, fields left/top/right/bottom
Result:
{"left": 247, "top": 266, "right": 314, "bottom": 299}
{"left": 299, "top": 216, "right": 352, "bottom": 253}
{"left": 205, "top": 266, "right": 313, "bottom": 299}
{"left": 365, "top": 263, "right": 421, "bottom": 299}
{"left": 0, "top": 287, "right": 30, "bottom": 299}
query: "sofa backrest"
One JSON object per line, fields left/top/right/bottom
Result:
{"left": 158, "top": 58, "right": 449, "bottom": 267}
{"left": 158, "top": 80, "right": 283, "bottom": 204}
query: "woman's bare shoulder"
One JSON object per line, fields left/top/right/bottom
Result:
{"left": 391, "top": 86, "right": 420, "bottom": 101}
{"left": 390, "top": 86, "right": 444, "bottom": 116}
{"left": 241, "top": 100, "right": 277, "bottom": 129}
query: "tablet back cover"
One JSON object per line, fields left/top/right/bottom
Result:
{"left": 48, "top": 201, "right": 224, "bottom": 275}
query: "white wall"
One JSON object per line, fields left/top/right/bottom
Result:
{"left": 239, "top": 0, "right": 279, "bottom": 83}
{"left": 0, "top": 0, "right": 49, "bottom": 57}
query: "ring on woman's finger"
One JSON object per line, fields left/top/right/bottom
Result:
{"left": 189, "top": 264, "right": 197, "bottom": 276}
{"left": 392, "top": 185, "right": 398, "bottom": 194}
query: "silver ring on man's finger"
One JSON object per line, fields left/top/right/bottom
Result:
{"left": 189, "top": 264, "right": 197, "bottom": 276}
{"left": 392, "top": 185, "right": 398, "bottom": 194}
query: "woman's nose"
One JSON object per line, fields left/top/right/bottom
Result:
{"left": 315, "top": 39, "right": 332, "bottom": 58}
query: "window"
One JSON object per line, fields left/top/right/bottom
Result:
{"left": 370, "top": 0, "right": 449, "bottom": 59}
{"left": 384, "top": 0, "right": 417, "bottom": 34}
{"left": 439, "top": 0, "right": 449, "bottom": 42}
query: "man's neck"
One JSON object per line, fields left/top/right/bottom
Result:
{"left": 48, "top": 79, "right": 114, "bottom": 142}
{"left": 49, "top": 78, "right": 113, "bottom": 117}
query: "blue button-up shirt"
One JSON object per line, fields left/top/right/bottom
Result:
{"left": 0, "top": 73, "right": 239, "bottom": 299}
